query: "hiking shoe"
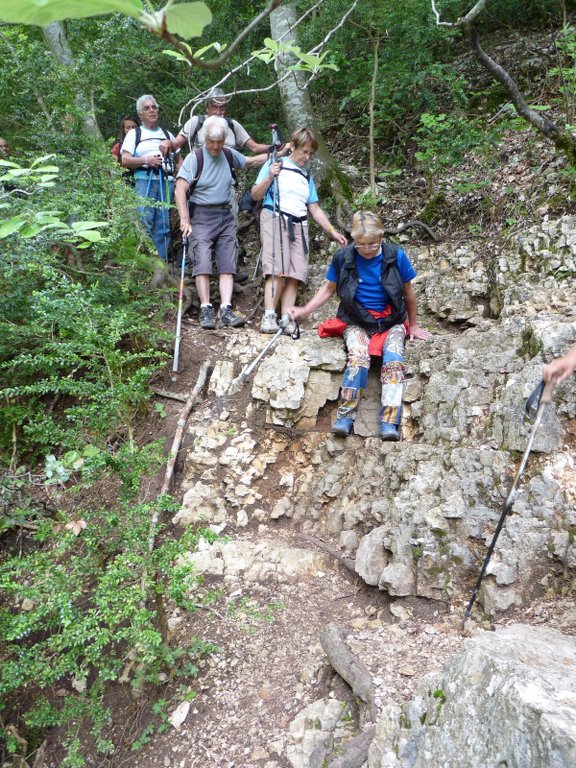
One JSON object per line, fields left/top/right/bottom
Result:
{"left": 379, "top": 423, "right": 400, "bottom": 441}
{"left": 220, "top": 305, "right": 246, "bottom": 328}
{"left": 280, "top": 314, "right": 296, "bottom": 336}
{"left": 199, "top": 305, "right": 216, "bottom": 330}
{"left": 332, "top": 416, "right": 354, "bottom": 436}
{"left": 260, "top": 313, "right": 279, "bottom": 334}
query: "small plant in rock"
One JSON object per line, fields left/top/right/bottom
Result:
{"left": 226, "top": 596, "right": 286, "bottom": 633}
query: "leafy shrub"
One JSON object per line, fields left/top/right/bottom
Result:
{"left": 0, "top": 501, "right": 218, "bottom": 766}
{"left": 0, "top": 149, "right": 170, "bottom": 462}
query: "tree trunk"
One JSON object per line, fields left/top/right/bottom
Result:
{"left": 42, "top": 22, "right": 103, "bottom": 140}
{"left": 270, "top": 3, "right": 352, "bottom": 225}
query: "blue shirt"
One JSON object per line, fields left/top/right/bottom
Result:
{"left": 326, "top": 246, "right": 416, "bottom": 311}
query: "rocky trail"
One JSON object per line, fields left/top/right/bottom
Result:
{"left": 51, "top": 123, "right": 576, "bottom": 767}
{"left": 117, "top": 196, "right": 576, "bottom": 767}
{"left": 118, "top": 238, "right": 466, "bottom": 768}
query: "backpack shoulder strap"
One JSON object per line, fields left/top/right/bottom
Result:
{"left": 381, "top": 242, "right": 400, "bottom": 266}
{"left": 226, "top": 117, "right": 239, "bottom": 146}
{"left": 333, "top": 244, "right": 353, "bottom": 281}
{"left": 222, "top": 147, "right": 238, "bottom": 187}
{"left": 190, "top": 115, "right": 205, "bottom": 147}
{"left": 187, "top": 148, "right": 204, "bottom": 196}
{"left": 132, "top": 126, "right": 142, "bottom": 157}
{"left": 279, "top": 159, "right": 310, "bottom": 180}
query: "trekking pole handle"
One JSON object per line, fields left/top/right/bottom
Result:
{"left": 269, "top": 123, "right": 278, "bottom": 162}
{"left": 525, "top": 378, "right": 555, "bottom": 416}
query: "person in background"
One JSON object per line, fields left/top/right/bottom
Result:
{"left": 111, "top": 115, "right": 139, "bottom": 160}
{"left": 251, "top": 127, "right": 347, "bottom": 335}
{"left": 174, "top": 116, "right": 268, "bottom": 329}
{"left": 0, "top": 137, "right": 10, "bottom": 156}
{"left": 160, "top": 87, "right": 273, "bottom": 159}
{"left": 543, "top": 343, "right": 576, "bottom": 385}
{"left": 121, "top": 95, "right": 180, "bottom": 261}
{"left": 290, "top": 210, "right": 431, "bottom": 440}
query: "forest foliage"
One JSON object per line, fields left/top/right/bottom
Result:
{"left": 1, "top": 0, "right": 575, "bottom": 764}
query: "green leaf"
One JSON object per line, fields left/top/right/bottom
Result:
{"left": 193, "top": 41, "right": 223, "bottom": 58}
{"left": 70, "top": 221, "right": 109, "bottom": 232}
{"left": 19, "top": 222, "right": 63, "bottom": 237}
{"left": 165, "top": 3, "right": 212, "bottom": 40}
{"left": 162, "top": 49, "right": 192, "bottom": 65}
{"left": 0, "top": 216, "right": 26, "bottom": 238}
{"left": 0, "top": 0, "right": 143, "bottom": 25}
{"left": 67, "top": 230, "right": 103, "bottom": 242}
{"left": 30, "top": 155, "right": 57, "bottom": 168}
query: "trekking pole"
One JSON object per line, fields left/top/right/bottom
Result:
{"left": 253, "top": 244, "right": 263, "bottom": 281}
{"left": 461, "top": 377, "right": 555, "bottom": 629}
{"left": 164, "top": 156, "right": 173, "bottom": 267}
{"left": 269, "top": 134, "right": 278, "bottom": 299}
{"left": 157, "top": 165, "right": 170, "bottom": 265}
{"left": 171, "top": 236, "right": 188, "bottom": 381}
{"left": 244, "top": 317, "right": 299, "bottom": 377}
{"left": 270, "top": 124, "right": 286, "bottom": 282}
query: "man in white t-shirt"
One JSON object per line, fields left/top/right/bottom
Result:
{"left": 121, "top": 94, "right": 181, "bottom": 261}
{"left": 160, "top": 87, "right": 272, "bottom": 158}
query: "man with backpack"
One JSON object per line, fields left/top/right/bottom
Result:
{"left": 121, "top": 94, "right": 180, "bottom": 261}
{"left": 174, "top": 116, "right": 268, "bottom": 330}
{"left": 160, "top": 87, "right": 272, "bottom": 158}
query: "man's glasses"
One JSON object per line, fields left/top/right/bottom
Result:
{"left": 141, "top": 105, "right": 159, "bottom": 111}
{"left": 354, "top": 241, "right": 381, "bottom": 251}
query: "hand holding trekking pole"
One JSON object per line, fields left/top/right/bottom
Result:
{"left": 542, "top": 342, "right": 576, "bottom": 387}
{"left": 266, "top": 161, "right": 282, "bottom": 181}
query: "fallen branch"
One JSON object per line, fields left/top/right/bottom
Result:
{"left": 383, "top": 219, "right": 439, "bottom": 242}
{"left": 319, "top": 623, "right": 377, "bottom": 722}
{"left": 152, "top": 388, "right": 188, "bottom": 403}
{"left": 148, "top": 360, "right": 211, "bottom": 553}
{"left": 159, "top": 361, "right": 211, "bottom": 500}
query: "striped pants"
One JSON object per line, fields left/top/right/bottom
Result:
{"left": 336, "top": 324, "right": 406, "bottom": 426}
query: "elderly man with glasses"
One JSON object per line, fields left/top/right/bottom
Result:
{"left": 120, "top": 94, "right": 181, "bottom": 261}
{"left": 290, "top": 211, "right": 431, "bottom": 441}
{"left": 0, "top": 137, "right": 9, "bottom": 156}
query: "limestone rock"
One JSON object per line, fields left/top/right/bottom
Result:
{"left": 252, "top": 336, "right": 345, "bottom": 426}
{"left": 368, "top": 624, "right": 576, "bottom": 768}
{"left": 287, "top": 698, "right": 353, "bottom": 768}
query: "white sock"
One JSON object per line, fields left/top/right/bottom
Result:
{"left": 200, "top": 303, "right": 212, "bottom": 308}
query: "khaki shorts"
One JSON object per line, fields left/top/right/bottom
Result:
{"left": 260, "top": 208, "right": 309, "bottom": 282}
{"left": 190, "top": 206, "right": 237, "bottom": 275}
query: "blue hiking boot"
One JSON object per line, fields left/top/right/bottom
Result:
{"left": 379, "top": 422, "right": 400, "bottom": 441}
{"left": 332, "top": 416, "right": 354, "bottom": 436}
